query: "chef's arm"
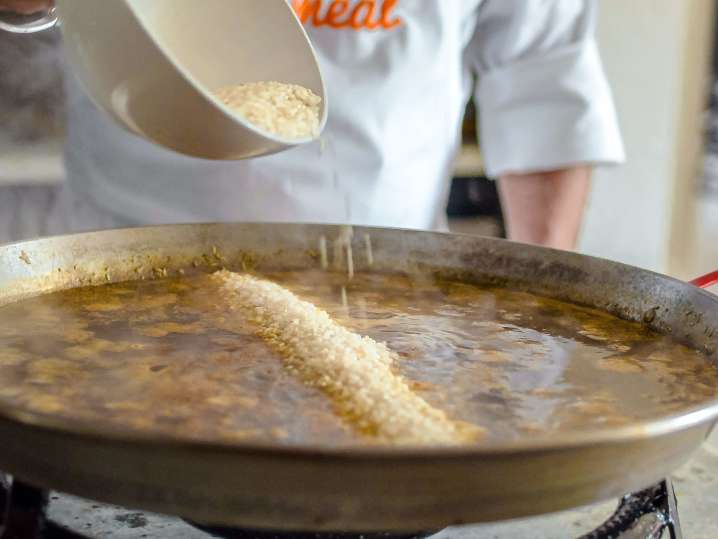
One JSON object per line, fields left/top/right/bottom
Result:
{"left": 468, "top": 0, "right": 624, "bottom": 250}
{"left": 0, "top": 0, "right": 51, "bottom": 14}
{"left": 498, "top": 166, "right": 590, "bottom": 251}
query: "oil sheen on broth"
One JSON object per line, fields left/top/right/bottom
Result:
{"left": 0, "top": 270, "right": 716, "bottom": 446}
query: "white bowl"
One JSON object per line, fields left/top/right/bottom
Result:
{"left": 55, "top": 0, "right": 327, "bottom": 160}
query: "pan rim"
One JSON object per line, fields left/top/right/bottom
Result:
{"left": 0, "top": 395, "right": 717, "bottom": 459}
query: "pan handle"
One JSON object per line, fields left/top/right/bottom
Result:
{"left": 690, "top": 270, "right": 718, "bottom": 289}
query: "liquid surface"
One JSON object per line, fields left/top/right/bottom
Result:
{"left": 0, "top": 270, "right": 716, "bottom": 446}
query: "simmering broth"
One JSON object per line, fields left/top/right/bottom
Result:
{"left": 0, "top": 269, "right": 715, "bottom": 446}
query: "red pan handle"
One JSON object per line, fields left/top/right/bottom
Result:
{"left": 691, "top": 270, "right": 718, "bottom": 289}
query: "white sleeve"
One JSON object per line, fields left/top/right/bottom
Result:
{"left": 469, "top": 0, "right": 625, "bottom": 178}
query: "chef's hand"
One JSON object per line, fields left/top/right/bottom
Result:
{"left": 0, "top": 0, "right": 52, "bottom": 15}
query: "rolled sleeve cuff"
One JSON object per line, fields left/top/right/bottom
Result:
{"left": 476, "top": 39, "right": 625, "bottom": 178}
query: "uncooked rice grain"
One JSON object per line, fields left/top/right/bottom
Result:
{"left": 215, "top": 81, "right": 321, "bottom": 139}
{"left": 212, "top": 270, "right": 483, "bottom": 445}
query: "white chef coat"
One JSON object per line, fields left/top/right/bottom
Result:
{"left": 48, "top": 0, "right": 624, "bottom": 235}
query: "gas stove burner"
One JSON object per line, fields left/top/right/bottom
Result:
{"left": 189, "top": 524, "right": 436, "bottom": 539}
{"left": 580, "top": 481, "right": 681, "bottom": 539}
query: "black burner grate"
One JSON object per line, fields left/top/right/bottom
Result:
{"left": 580, "top": 481, "right": 681, "bottom": 539}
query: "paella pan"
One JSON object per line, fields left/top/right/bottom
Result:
{"left": 0, "top": 222, "right": 716, "bottom": 532}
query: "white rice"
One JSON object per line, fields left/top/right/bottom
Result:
{"left": 318, "top": 235, "right": 328, "bottom": 270}
{"left": 364, "top": 233, "right": 374, "bottom": 267}
{"left": 215, "top": 81, "right": 321, "bottom": 139}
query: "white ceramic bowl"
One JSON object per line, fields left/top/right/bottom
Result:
{"left": 3, "top": 0, "right": 327, "bottom": 160}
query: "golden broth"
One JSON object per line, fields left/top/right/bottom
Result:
{"left": 0, "top": 270, "right": 715, "bottom": 446}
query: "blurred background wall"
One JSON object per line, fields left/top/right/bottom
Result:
{"left": 581, "top": 0, "right": 717, "bottom": 280}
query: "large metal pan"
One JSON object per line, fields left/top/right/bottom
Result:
{"left": 0, "top": 223, "right": 717, "bottom": 532}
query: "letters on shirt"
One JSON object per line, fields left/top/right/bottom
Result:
{"left": 291, "top": 0, "right": 403, "bottom": 30}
